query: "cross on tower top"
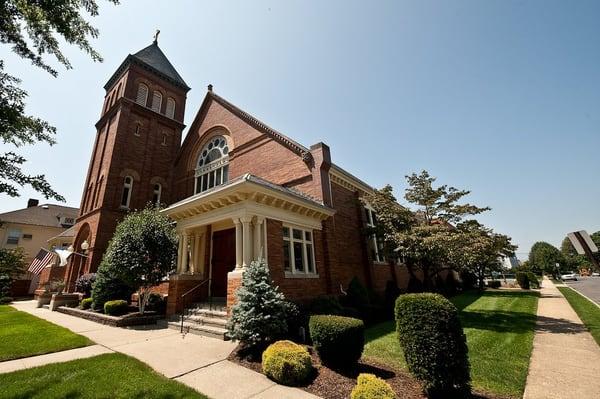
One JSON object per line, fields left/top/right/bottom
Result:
{"left": 153, "top": 29, "right": 160, "bottom": 44}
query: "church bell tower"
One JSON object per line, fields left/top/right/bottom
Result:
{"left": 65, "top": 36, "right": 190, "bottom": 289}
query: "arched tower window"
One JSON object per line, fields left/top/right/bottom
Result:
{"left": 136, "top": 84, "right": 148, "bottom": 106}
{"left": 151, "top": 91, "right": 162, "bottom": 113}
{"left": 152, "top": 183, "right": 162, "bottom": 207}
{"left": 120, "top": 176, "right": 133, "bottom": 209}
{"left": 195, "top": 136, "right": 229, "bottom": 194}
{"left": 166, "top": 97, "right": 176, "bottom": 119}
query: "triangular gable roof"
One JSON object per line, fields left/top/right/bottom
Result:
{"left": 178, "top": 89, "right": 313, "bottom": 164}
{"left": 105, "top": 42, "right": 190, "bottom": 91}
{"left": 0, "top": 204, "right": 78, "bottom": 228}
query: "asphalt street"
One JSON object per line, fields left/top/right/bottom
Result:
{"left": 565, "top": 276, "right": 600, "bottom": 305}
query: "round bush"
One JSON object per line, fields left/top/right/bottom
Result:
{"left": 487, "top": 280, "right": 501, "bottom": 289}
{"left": 80, "top": 298, "right": 93, "bottom": 310}
{"left": 309, "top": 315, "right": 364, "bottom": 366}
{"left": 516, "top": 272, "right": 530, "bottom": 289}
{"left": 104, "top": 299, "right": 129, "bottom": 316}
{"left": 262, "top": 340, "right": 312, "bottom": 386}
{"left": 75, "top": 273, "right": 96, "bottom": 297}
{"left": 351, "top": 373, "right": 395, "bottom": 399}
{"left": 395, "top": 293, "right": 470, "bottom": 398}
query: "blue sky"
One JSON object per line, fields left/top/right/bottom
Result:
{"left": 1, "top": 0, "right": 599, "bottom": 258}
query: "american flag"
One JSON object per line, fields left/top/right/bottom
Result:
{"left": 27, "top": 249, "right": 56, "bottom": 275}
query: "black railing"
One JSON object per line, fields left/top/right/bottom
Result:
{"left": 180, "top": 278, "right": 211, "bottom": 334}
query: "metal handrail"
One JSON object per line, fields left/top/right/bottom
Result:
{"left": 180, "top": 278, "right": 211, "bottom": 333}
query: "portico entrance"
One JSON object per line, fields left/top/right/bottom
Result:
{"left": 210, "top": 228, "right": 236, "bottom": 297}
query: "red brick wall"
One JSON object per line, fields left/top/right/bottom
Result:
{"left": 266, "top": 219, "right": 328, "bottom": 303}
{"left": 172, "top": 98, "right": 326, "bottom": 204}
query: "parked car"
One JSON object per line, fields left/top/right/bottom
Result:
{"left": 592, "top": 272, "right": 600, "bottom": 277}
{"left": 561, "top": 272, "right": 578, "bottom": 281}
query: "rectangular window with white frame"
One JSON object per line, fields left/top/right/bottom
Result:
{"left": 364, "top": 206, "right": 385, "bottom": 263}
{"left": 282, "top": 225, "right": 316, "bottom": 276}
{"left": 6, "top": 229, "right": 21, "bottom": 245}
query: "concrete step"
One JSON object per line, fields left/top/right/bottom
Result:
{"left": 191, "top": 302, "right": 227, "bottom": 313}
{"left": 168, "top": 320, "right": 229, "bottom": 340}
{"left": 186, "top": 308, "right": 228, "bottom": 318}
{"left": 186, "top": 315, "right": 228, "bottom": 328}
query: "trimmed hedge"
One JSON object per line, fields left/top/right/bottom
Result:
{"left": 104, "top": 299, "right": 129, "bottom": 316}
{"left": 262, "top": 340, "right": 312, "bottom": 386}
{"left": 395, "top": 293, "right": 470, "bottom": 398}
{"left": 351, "top": 373, "right": 396, "bottom": 399}
{"left": 80, "top": 298, "right": 93, "bottom": 310}
{"left": 309, "top": 315, "right": 364, "bottom": 366}
{"left": 527, "top": 272, "right": 540, "bottom": 289}
{"left": 487, "top": 280, "right": 501, "bottom": 289}
{"left": 516, "top": 272, "right": 530, "bottom": 289}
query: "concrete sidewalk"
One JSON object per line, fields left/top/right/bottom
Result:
{"left": 5, "top": 301, "right": 319, "bottom": 399}
{"left": 523, "top": 278, "right": 600, "bottom": 399}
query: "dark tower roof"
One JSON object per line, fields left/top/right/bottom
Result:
{"left": 104, "top": 41, "right": 190, "bottom": 92}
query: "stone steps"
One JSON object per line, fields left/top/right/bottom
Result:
{"left": 167, "top": 301, "right": 229, "bottom": 340}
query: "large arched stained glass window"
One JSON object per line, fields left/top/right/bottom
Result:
{"left": 195, "top": 136, "right": 229, "bottom": 194}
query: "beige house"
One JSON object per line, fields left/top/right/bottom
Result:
{"left": 0, "top": 199, "right": 78, "bottom": 295}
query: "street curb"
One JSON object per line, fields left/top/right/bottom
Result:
{"left": 563, "top": 286, "right": 600, "bottom": 309}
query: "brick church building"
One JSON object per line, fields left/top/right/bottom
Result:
{"left": 59, "top": 39, "right": 410, "bottom": 315}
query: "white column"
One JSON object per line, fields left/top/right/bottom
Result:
{"left": 188, "top": 234, "right": 195, "bottom": 274}
{"left": 176, "top": 233, "right": 183, "bottom": 273}
{"left": 253, "top": 217, "right": 264, "bottom": 261}
{"left": 234, "top": 218, "right": 243, "bottom": 269}
{"left": 241, "top": 216, "right": 253, "bottom": 267}
{"left": 197, "top": 232, "right": 205, "bottom": 276}
{"left": 181, "top": 233, "right": 189, "bottom": 273}
{"left": 193, "top": 232, "right": 202, "bottom": 275}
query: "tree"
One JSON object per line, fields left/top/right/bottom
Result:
{"left": 92, "top": 208, "right": 177, "bottom": 313}
{"left": 0, "top": 247, "right": 26, "bottom": 300}
{"left": 529, "top": 242, "right": 563, "bottom": 276}
{"left": 452, "top": 221, "right": 516, "bottom": 289}
{"left": 0, "top": 0, "right": 117, "bottom": 200}
{"left": 363, "top": 171, "right": 491, "bottom": 290}
{"left": 227, "top": 259, "right": 296, "bottom": 351}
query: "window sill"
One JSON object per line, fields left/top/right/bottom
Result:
{"left": 373, "top": 261, "right": 389, "bottom": 266}
{"left": 284, "top": 272, "right": 319, "bottom": 279}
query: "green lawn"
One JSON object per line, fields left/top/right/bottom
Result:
{"left": 0, "top": 353, "right": 207, "bottom": 398}
{"left": 558, "top": 287, "right": 600, "bottom": 346}
{"left": 0, "top": 305, "right": 92, "bottom": 361}
{"left": 364, "top": 290, "right": 539, "bottom": 398}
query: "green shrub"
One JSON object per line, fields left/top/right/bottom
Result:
{"left": 516, "top": 272, "right": 530, "bottom": 289}
{"left": 262, "top": 340, "right": 312, "bottom": 386}
{"left": 227, "top": 259, "right": 296, "bottom": 350}
{"left": 91, "top": 259, "right": 134, "bottom": 310}
{"left": 309, "top": 295, "right": 343, "bottom": 315}
{"left": 351, "top": 373, "right": 396, "bottom": 399}
{"left": 80, "top": 298, "right": 93, "bottom": 310}
{"left": 346, "top": 277, "right": 370, "bottom": 308}
{"left": 104, "top": 299, "right": 129, "bottom": 316}
{"left": 487, "top": 280, "right": 501, "bottom": 289}
{"left": 0, "top": 296, "right": 13, "bottom": 304}
{"left": 406, "top": 276, "right": 424, "bottom": 293}
{"left": 146, "top": 293, "right": 166, "bottom": 314}
{"left": 309, "top": 315, "right": 364, "bottom": 367}
{"left": 395, "top": 293, "right": 470, "bottom": 398}
{"left": 527, "top": 272, "right": 540, "bottom": 289}
{"left": 459, "top": 270, "right": 476, "bottom": 290}
{"left": 445, "top": 272, "right": 458, "bottom": 296}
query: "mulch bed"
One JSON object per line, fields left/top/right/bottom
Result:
{"left": 229, "top": 345, "right": 506, "bottom": 399}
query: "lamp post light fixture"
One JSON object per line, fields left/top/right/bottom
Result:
{"left": 81, "top": 240, "right": 90, "bottom": 254}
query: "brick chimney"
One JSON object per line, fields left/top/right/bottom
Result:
{"left": 27, "top": 198, "right": 39, "bottom": 208}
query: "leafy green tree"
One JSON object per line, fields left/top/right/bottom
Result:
{"left": 0, "top": 247, "right": 26, "bottom": 300}
{"left": 0, "top": 0, "right": 117, "bottom": 200}
{"left": 363, "top": 171, "right": 491, "bottom": 290}
{"left": 451, "top": 221, "right": 516, "bottom": 289}
{"left": 92, "top": 208, "right": 177, "bottom": 313}
{"left": 529, "top": 242, "right": 563, "bottom": 277}
{"left": 227, "top": 259, "right": 297, "bottom": 351}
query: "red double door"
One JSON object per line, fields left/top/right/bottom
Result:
{"left": 211, "top": 228, "right": 236, "bottom": 298}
